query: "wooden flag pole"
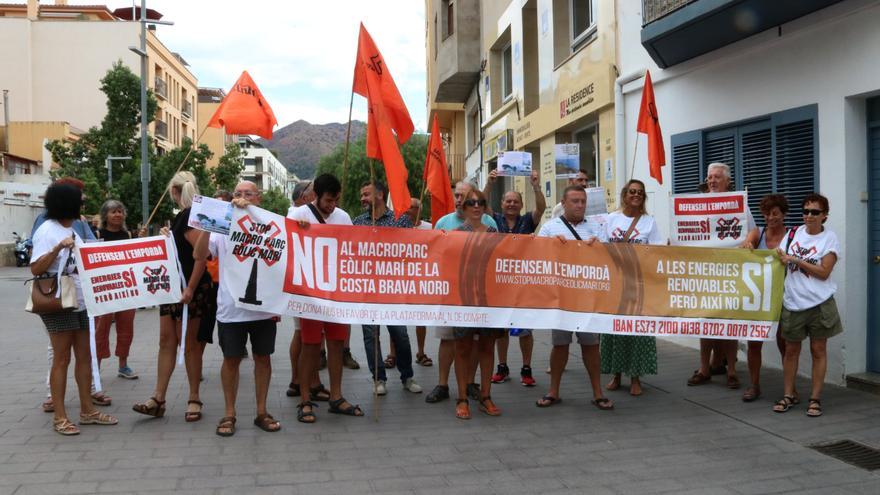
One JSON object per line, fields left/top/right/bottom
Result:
{"left": 628, "top": 132, "right": 640, "bottom": 183}
{"left": 145, "top": 124, "right": 211, "bottom": 227}
{"left": 341, "top": 86, "right": 356, "bottom": 201}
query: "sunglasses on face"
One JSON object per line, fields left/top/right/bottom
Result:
{"left": 803, "top": 208, "right": 825, "bottom": 216}
{"left": 463, "top": 199, "right": 487, "bottom": 207}
{"left": 627, "top": 189, "right": 645, "bottom": 196}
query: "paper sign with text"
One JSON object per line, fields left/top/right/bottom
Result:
{"left": 670, "top": 192, "right": 750, "bottom": 247}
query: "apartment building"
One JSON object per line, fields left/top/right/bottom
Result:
{"left": 197, "top": 87, "right": 239, "bottom": 169}
{"left": 0, "top": 1, "right": 197, "bottom": 156}
{"left": 426, "top": 0, "right": 619, "bottom": 216}
{"left": 617, "top": 0, "right": 880, "bottom": 385}
{"left": 238, "top": 136, "right": 289, "bottom": 195}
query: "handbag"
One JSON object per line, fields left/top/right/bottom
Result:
{"left": 25, "top": 248, "right": 77, "bottom": 314}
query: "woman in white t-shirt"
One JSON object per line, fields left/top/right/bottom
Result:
{"left": 600, "top": 179, "right": 664, "bottom": 396}
{"left": 30, "top": 184, "right": 118, "bottom": 435}
{"left": 773, "top": 194, "right": 842, "bottom": 417}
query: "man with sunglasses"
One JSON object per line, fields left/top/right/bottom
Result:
{"left": 425, "top": 182, "right": 498, "bottom": 404}
{"left": 481, "top": 169, "right": 546, "bottom": 386}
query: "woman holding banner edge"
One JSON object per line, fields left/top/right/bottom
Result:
{"left": 133, "top": 172, "right": 210, "bottom": 422}
{"left": 600, "top": 179, "right": 663, "bottom": 396}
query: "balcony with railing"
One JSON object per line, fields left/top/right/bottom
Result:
{"left": 154, "top": 77, "right": 167, "bottom": 100}
{"left": 641, "top": 0, "right": 844, "bottom": 68}
{"left": 154, "top": 120, "right": 168, "bottom": 140}
{"left": 182, "top": 100, "right": 192, "bottom": 120}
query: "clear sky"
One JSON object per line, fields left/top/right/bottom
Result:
{"left": 120, "top": 1, "right": 427, "bottom": 131}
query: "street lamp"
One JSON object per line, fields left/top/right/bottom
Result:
{"left": 127, "top": 0, "right": 173, "bottom": 226}
{"left": 105, "top": 155, "right": 132, "bottom": 187}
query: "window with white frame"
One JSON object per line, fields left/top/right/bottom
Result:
{"left": 501, "top": 43, "right": 513, "bottom": 101}
{"left": 570, "top": 0, "right": 596, "bottom": 51}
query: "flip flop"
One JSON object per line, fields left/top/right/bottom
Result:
{"left": 216, "top": 416, "right": 236, "bottom": 437}
{"left": 591, "top": 397, "right": 614, "bottom": 410}
{"left": 536, "top": 395, "right": 562, "bottom": 408}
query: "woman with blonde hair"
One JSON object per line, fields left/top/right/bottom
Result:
{"left": 133, "top": 171, "right": 210, "bottom": 422}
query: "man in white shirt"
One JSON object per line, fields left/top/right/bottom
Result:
{"left": 535, "top": 185, "right": 613, "bottom": 410}
{"left": 288, "top": 173, "right": 364, "bottom": 421}
{"left": 550, "top": 169, "right": 589, "bottom": 219}
{"left": 195, "top": 181, "right": 281, "bottom": 436}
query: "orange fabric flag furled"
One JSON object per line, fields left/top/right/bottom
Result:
{"left": 636, "top": 70, "right": 666, "bottom": 185}
{"left": 423, "top": 115, "right": 455, "bottom": 226}
{"left": 207, "top": 71, "right": 277, "bottom": 140}
{"left": 352, "top": 23, "right": 414, "bottom": 216}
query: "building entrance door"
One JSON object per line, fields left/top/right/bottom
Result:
{"left": 868, "top": 97, "right": 880, "bottom": 372}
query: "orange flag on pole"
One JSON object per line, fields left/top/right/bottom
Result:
{"left": 636, "top": 70, "right": 666, "bottom": 185}
{"left": 424, "top": 115, "right": 455, "bottom": 226}
{"left": 207, "top": 71, "right": 277, "bottom": 140}
{"left": 352, "top": 23, "right": 413, "bottom": 216}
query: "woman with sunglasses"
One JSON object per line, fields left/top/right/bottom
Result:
{"left": 600, "top": 180, "right": 664, "bottom": 396}
{"left": 773, "top": 194, "right": 841, "bottom": 417}
{"left": 452, "top": 189, "right": 503, "bottom": 419}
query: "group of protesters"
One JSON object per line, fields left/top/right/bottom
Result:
{"left": 28, "top": 160, "right": 841, "bottom": 436}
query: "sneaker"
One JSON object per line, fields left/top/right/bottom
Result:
{"left": 467, "top": 383, "right": 480, "bottom": 401}
{"left": 319, "top": 350, "right": 327, "bottom": 370}
{"left": 117, "top": 366, "right": 139, "bottom": 380}
{"left": 343, "top": 348, "right": 360, "bottom": 370}
{"left": 374, "top": 380, "right": 387, "bottom": 396}
{"left": 491, "top": 363, "right": 510, "bottom": 384}
{"left": 403, "top": 378, "right": 422, "bottom": 393}
{"left": 425, "top": 385, "right": 449, "bottom": 403}
{"left": 520, "top": 366, "right": 536, "bottom": 387}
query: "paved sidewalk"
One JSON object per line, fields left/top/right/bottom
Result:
{"left": 0, "top": 267, "right": 878, "bottom": 495}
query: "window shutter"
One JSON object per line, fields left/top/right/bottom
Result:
{"left": 775, "top": 119, "right": 816, "bottom": 227}
{"left": 671, "top": 131, "right": 701, "bottom": 194}
{"left": 704, "top": 131, "right": 736, "bottom": 185}
{"left": 740, "top": 126, "right": 773, "bottom": 227}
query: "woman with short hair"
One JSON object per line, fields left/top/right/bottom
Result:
{"left": 133, "top": 171, "right": 209, "bottom": 422}
{"left": 773, "top": 194, "right": 841, "bottom": 417}
{"left": 31, "top": 183, "right": 118, "bottom": 435}
{"left": 600, "top": 179, "right": 664, "bottom": 396}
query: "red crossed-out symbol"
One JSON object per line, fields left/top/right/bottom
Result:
{"left": 234, "top": 215, "right": 283, "bottom": 267}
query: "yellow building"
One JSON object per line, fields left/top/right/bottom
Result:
{"left": 0, "top": 1, "right": 198, "bottom": 156}
{"left": 426, "top": 0, "right": 619, "bottom": 216}
{"left": 197, "top": 87, "right": 238, "bottom": 169}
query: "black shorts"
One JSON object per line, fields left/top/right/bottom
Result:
{"left": 218, "top": 319, "right": 277, "bottom": 358}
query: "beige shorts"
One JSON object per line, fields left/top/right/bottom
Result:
{"left": 551, "top": 330, "right": 600, "bottom": 346}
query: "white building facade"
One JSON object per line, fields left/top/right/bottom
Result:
{"left": 617, "top": 0, "right": 880, "bottom": 384}
{"left": 238, "top": 137, "right": 289, "bottom": 195}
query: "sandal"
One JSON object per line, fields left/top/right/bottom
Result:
{"left": 806, "top": 398, "right": 823, "bottom": 417}
{"left": 742, "top": 385, "right": 761, "bottom": 402}
{"left": 478, "top": 396, "right": 501, "bottom": 416}
{"left": 297, "top": 401, "right": 317, "bottom": 424}
{"left": 455, "top": 399, "right": 470, "bottom": 420}
{"left": 91, "top": 391, "right": 112, "bottom": 406}
{"left": 216, "top": 416, "right": 236, "bottom": 437}
{"left": 383, "top": 355, "right": 396, "bottom": 369}
{"left": 254, "top": 413, "right": 281, "bottom": 432}
{"left": 185, "top": 400, "right": 203, "bottom": 422}
{"left": 286, "top": 382, "right": 301, "bottom": 398}
{"left": 79, "top": 411, "right": 118, "bottom": 425}
{"left": 727, "top": 375, "right": 741, "bottom": 390}
{"left": 42, "top": 398, "right": 54, "bottom": 413}
{"left": 772, "top": 395, "right": 797, "bottom": 413}
{"left": 536, "top": 395, "right": 562, "bottom": 408}
{"left": 630, "top": 377, "right": 643, "bottom": 396}
{"left": 687, "top": 370, "right": 711, "bottom": 386}
{"left": 328, "top": 397, "right": 364, "bottom": 417}
{"left": 132, "top": 397, "right": 166, "bottom": 418}
{"left": 53, "top": 418, "right": 80, "bottom": 436}
{"left": 605, "top": 375, "right": 621, "bottom": 391}
{"left": 309, "top": 384, "right": 331, "bottom": 402}
{"left": 415, "top": 353, "right": 433, "bottom": 367}
{"left": 591, "top": 397, "right": 614, "bottom": 410}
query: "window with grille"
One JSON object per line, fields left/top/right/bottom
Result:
{"left": 670, "top": 105, "right": 818, "bottom": 227}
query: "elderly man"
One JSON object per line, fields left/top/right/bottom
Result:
{"left": 482, "top": 169, "right": 546, "bottom": 386}
{"left": 536, "top": 186, "right": 613, "bottom": 410}
{"left": 425, "top": 182, "right": 498, "bottom": 403}
{"left": 289, "top": 173, "right": 364, "bottom": 421}
{"left": 195, "top": 181, "right": 281, "bottom": 436}
{"left": 686, "top": 162, "right": 758, "bottom": 389}
{"left": 353, "top": 181, "right": 421, "bottom": 395}
{"left": 550, "top": 169, "right": 589, "bottom": 219}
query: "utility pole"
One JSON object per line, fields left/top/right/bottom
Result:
{"left": 105, "top": 156, "right": 132, "bottom": 187}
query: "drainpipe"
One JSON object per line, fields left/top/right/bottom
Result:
{"left": 614, "top": 69, "right": 645, "bottom": 187}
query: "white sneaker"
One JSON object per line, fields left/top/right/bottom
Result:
{"left": 374, "top": 380, "right": 387, "bottom": 396}
{"left": 403, "top": 378, "right": 422, "bottom": 393}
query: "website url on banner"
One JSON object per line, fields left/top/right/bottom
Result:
{"left": 495, "top": 273, "right": 611, "bottom": 291}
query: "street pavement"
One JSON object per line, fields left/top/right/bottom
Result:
{"left": 0, "top": 266, "right": 878, "bottom": 495}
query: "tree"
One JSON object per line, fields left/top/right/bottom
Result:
{"left": 314, "top": 134, "right": 430, "bottom": 217}
{"left": 260, "top": 186, "right": 290, "bottom": 215}
{"left": 212, "top": 143, "right": 245, "bottom": 194}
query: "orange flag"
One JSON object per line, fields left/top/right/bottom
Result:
{"left": 423, "top": 115, "right": 455, "bottom": 226}
{"left": 207, "top": 71, "right": 277, "bottom": 140}
{"left": 636, "top": 70, "right": 665, "bottom": 185}
{"left": 352, "top": 23, "right": 413, "bottom": 216}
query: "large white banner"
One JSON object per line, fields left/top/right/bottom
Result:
{"left": 670, "top": 192, "right": 750, "bottom": 247}
{"left": 75, "top": 235, "right": 182, "bottom": 316}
